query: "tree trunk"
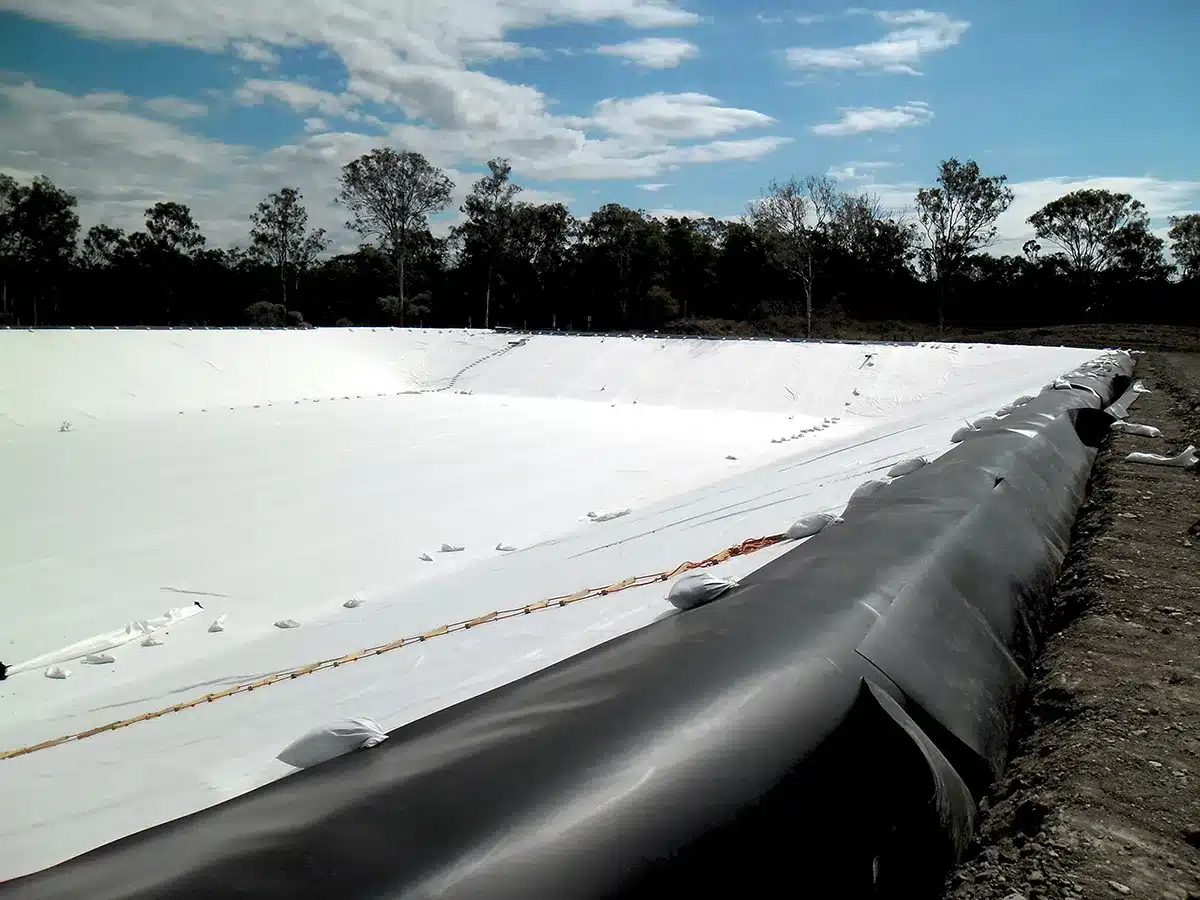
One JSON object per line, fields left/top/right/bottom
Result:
{"left": 396, "top": 239, "right": 406, "bottom": 327}
{"left": 280, "top": 260, "right": 288, "bottom": 312}
{"left": 937, "top": 273, "right": 946, "bottom": 334}
{"left": 485, "top": 261, "right": 492, "bottom": 329}
{"left": 805, "top": 283, "right": 812, "bottom": 339}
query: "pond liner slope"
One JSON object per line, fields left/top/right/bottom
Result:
{"left": 0, "top": 353, "right": 1134, "bottom": 900}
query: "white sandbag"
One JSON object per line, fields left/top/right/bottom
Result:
{"left": 495, "top": 543, "right": 517, "bottom": 552}
{"left": 666, "top": 572, "right": 739, "bottom": 611}
{"left": 1132, "top": 381, "right": 1153, "bottom": 394}
{"left": 786, "top": 512, "right": 842, "bottom": 540}
{"left": 276, "top": 717, "right": 389, "bottom": 770}
{"left": 1110, "top": 421, "right": 1162, "bottom": 438}
{"left": 848, "top": 479, "right": 889, "bottom": 503}
{"left": 418, "top": 552, "right": 434, "bottom": 562}
{"left": 1126, "top": 445, "right": 1198, "bottom": 469}
{"left": 45, "top": 666, "right": 71, "bottom": 679}
{"left": 887, "top": 457, "right": 927, "bottom": 478}
{"left": 950, "top": 425, "right": 977, "bottom": 443}
{"left": 83, "top": 653, "right": 115, "bottom": 665}
{"left": 439, "top": 543, "right": 465, "bottom": 553}
{"left": 343, "top": 596, "right": 366, "bottom": 609}
{"left": 971, "top": 414, "right": 1001, "bottom": 429}
{"left": 140, "top": 634, "right": 163, "bottom": 647}
{"left": 208, "top": 614, "right": 227, "bottom": 633}
{"left": 274, "top": 619, "right": 302, "bottom": 629}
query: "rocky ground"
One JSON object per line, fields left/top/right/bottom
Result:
{"left": 943, "top": 349, "right": 1200, "bottom": 900}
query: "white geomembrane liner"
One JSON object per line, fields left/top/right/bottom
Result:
{"left": 0, "top": 329, "right": 1112, "bottom": 879}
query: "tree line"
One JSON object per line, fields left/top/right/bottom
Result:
{"left": 1, "top": 152, "right": 1197, "bottom": 334}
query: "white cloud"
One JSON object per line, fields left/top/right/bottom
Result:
{"left": 235, "top": 79, "right": 354, "bottom": 116}
{"left": 826, "top": 170, "right": 1200, "bottom": 254}
{"left": 0, "top": 81, "right": 260, "bottom": 244}
{"left": 639, "top": 182, "right": 670, "bottom": 191}
{"left": 0, "top": 74, "right": 785, "bottom": 250}
{"left": 0, "top": 0, "right": 739, "bottom": 176}
{"left": 595, "top": 37, "right": 698, "bottom": 69}
{"left": 231, "top": 40, "right": 280, "bottom": 66}
{"left": 462, "top": 40, "right": 547, "bottom": 62}
{"left": 586, "top": 93, "right": 775, "bottom": 142}
{"left": 826, "top": 160, "right": 893, "bottom": 180}
{"left": 79, "top": 91, "right": 131, "bottom": 109}
{"left": 794, "top": 13, "right": 828, "bottom": 25}
{"left": 787, "top": 9, "right": 968, "bottom": 75}
{"left": 812, "top": 101, "right": 932, "bottom": 136}
{"left": 996, "top": 176, "right": 1200, "bottom": 254}
{"left": 143, "top": 96, "right": 209, "bottom": 119}
{"left": 646, "top": 207, "right": 735, "bottom": 221}
{"left": 1, "top": 0, "right": 701, "bottom": 61}
{"left": 0, "top": 1, "right": 797, "bottom": 247}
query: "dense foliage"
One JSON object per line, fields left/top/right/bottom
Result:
{"left": 0, "top": 154, "right": 1196, "bottom": 333}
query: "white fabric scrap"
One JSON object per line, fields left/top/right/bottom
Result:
{"left": 274, "top": 619, "right": 302, "bottom": 629}
{"left": 587, "top": 508, "right": 631, "bottom": 523}
{"left": 1126, "top": 445, "right": 1198, "bottom": 469}
{"left": 1132, "top": 381, "right": 1153, "bottom": 394}
{"left": 786, "top": 512, "right": 842, "bottom": 540}
{"left": 1110, "top": 421, "right": 1162, "bottom": 438}
{"left": 666, "top": 572, "right": 740, "bottom": 611}
{"left": 276, "top": 717, "right": 389, "bottom": 770}
{"left": 82, "top": 653, "right": 115, "bottom": 665}
{"left": 1, "top": 605, "right": 202, "bottom": 677}
{"left": 44, "top": 666, "right": 71, "bottom": 680}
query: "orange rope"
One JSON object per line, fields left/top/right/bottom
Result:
{"left": 0, "top": 534, "right": 786, "bottom": 762}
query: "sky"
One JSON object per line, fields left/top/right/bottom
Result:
{"left": 0, "top": 0, "right": 1197, "bottom": 255}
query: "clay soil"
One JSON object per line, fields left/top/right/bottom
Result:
{"left": 944, "top": 343, "right": 1200, "bottom": 900}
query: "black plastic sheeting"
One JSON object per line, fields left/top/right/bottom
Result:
{"left": 1, "top": 353, "right": 1135, "bottom": 900}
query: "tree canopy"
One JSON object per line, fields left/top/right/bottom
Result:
{"left": 0, "top": 151, "right": 1194, "bottom": 332}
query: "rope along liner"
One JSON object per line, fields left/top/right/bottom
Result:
{"left": 1, "top": 534, "right": 785, "bottom": 762}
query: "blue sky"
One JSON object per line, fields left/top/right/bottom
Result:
{"left": 0, "top": 0, "right": 1197, "bottom": 253}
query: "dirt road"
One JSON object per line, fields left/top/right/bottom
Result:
{"left": 944, "top": 351, "right": 1200, "bottom": 900}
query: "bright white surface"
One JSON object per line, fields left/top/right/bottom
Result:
{"left": 0, "top": 330, "right": 1103, "bottom": 879}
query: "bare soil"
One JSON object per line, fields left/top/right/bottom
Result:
{"left": 943, "top": 349, "right": 1200, "bottom": 900}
